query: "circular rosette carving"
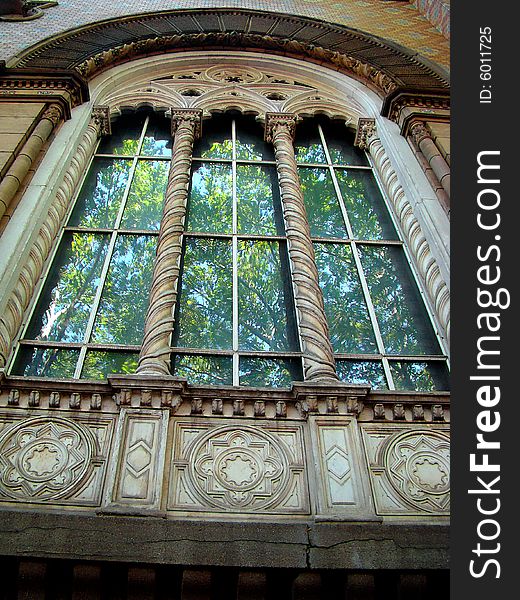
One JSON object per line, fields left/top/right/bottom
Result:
{"left": 188, "top": 426, "right": 290, "bottom": 511}
{"left": 0, "top": 417, "right": 94, "bottom": 501}
{"left": 205, "top": 66, "right": 264, "bottom": 84}
{"left": 383, "top": 430, "right": 450, "bottom": 513}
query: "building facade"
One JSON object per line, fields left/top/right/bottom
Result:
{"left": 0, "top": 2, "right": 450, "bottom": 597}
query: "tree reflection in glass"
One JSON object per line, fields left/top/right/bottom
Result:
{"left": 390, "top": 361, "right": 449, "bottom": 391}
{"left": 358, "top": 245, "right": 441, "bottom": 355}
{"left": 239, "top": 357, "right": 300, "bottom": 387}
{"left": 13, "top": 347, "right": 79, "bottom": 378}
{"left": 82, "top": 351, "right": 139, "bottom": 379}
{"left": 91, "top": 235, "right": 157, "bottom": 345}
{"left": 314, "top": 243, "right": 377, "bottom": 353}
{"left": 141, "top": 113, "right": 172, "bottom": 157}
{"left": 26, "top": 233, "right": 110, "bottom": 343}
{"left": 187, "top": 163, "right": 232, "bottom": 234}
{"left": 175, "top": 238, "right": 233, "bottom": 350}
{"left": 336, "top": 360, "right": 388, "bottom": 389}
{"left": 172, "top": 354, "right": 233, "bottom": 385}
{"left": 299, "top": 168, "right": 346, "bottom": 238}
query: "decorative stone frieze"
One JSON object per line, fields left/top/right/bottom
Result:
{"left": 361, "top": 425, "right": 450, "bottom": 515}
{"left": 168, "top": 420, "right": 309, "bottom": 514}
{"left": 0, "top": 411, "right": 114, "bottom": 505}
{"left": 265, "top": 113, "right": 338, "bottom": 383}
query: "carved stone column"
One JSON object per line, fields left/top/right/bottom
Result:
{"left": 137, "top": 109, "right": 202, "bottom": 376}
{"left": 355, "top": 118, "right": 450, "bottom": 345}
{"left": 409, "top": 120, "right": 450, "bottom": 199}
{"left": 0, "top": 106, "right": 110, "bottom": 368}
{"left": 265, "top": 113, "right": 337, "bottom": 382}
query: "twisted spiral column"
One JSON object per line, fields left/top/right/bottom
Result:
{"left": 265, "top": 113, "right": 337, "bottom": 382}
{"left": 0, "top": 106, "right": 110, "bottom": 368}
{"left": 137, "top": 110, "right": 202, "bottom": 376}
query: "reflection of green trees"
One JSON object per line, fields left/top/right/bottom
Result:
{"left": 70, "top": 159, "right": 131, "bottom": 228}
{"left": 17, "top": 347, "right": 79, "bottom": 378}
{"left": 239, "top": 357, "right": 296, "bottom": 387}
{"left": 92, "top": 235, "right": 156, "bottom": 345}
{"left": 314, "top": 243, "right": 377, "bottom": 353}
{"left": 175, "top": 238, "right": 233, "bottom": 349}
{"left": 238, "top": 240, "right": 295, "bottom": 352}
{"left": 299, "top": 168, "right": 346, "bottom": 238}
{"left": 336, "top": 170, "right": 396, "bottom": 240}
{"left": 82, "top": 351, "right": 138, "bottom": 379}
{"left": 187, "top": 163, "right": 233, "bottom": 233}
{"left": 28, "top": 233, "right": 109, "bottom": 343}
{"left": 121, "top": 160, "right": 169, "bottom": 230}
{"left": 336, "top": 360, "right": 387, "bottom": 389}
{"left": 390, "top": 361, "right": 449, "bottom": 391}
{"left": 173, "top": 354, "right": 233, "bottom": 385}
{"left": 359, "top": 246, "right": 440, "bottom": 355}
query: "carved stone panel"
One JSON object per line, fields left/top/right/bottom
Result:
{"left": 0, "top": 411, "right": 114, "bottom": 506}
{"left": 105, "top": 408, "right": 169, "bottom": 511}
{"left": 309, "top": 417, "right": 375, "bottom": 519}
{"left": 168, "top": 419, "right": 309, "bottom": 515}
{"left": 361, "top": 425, "right": 450, "bottom": 516}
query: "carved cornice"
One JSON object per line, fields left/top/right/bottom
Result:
{"left": 0, "top": 67, "right": 89, "bottom": 117}
{"left": 381, "top": 90, "right": 450, "bottom": 131}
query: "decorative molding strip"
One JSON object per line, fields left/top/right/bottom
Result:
{"left": 355, "top": 119, "right": 450, "bottom": 344}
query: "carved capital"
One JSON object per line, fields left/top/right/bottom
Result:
{"left": 354, "top": 118, "right": 377, "bottom": 150}
{"left": 41, "top": 103, "right": 64, "bottom": 127}
{"left": 409, "top": 120, "right": 431, "bottom": 146}
{"left": 264, "top": 113, "right": 299, "bottom": 143}
{"left": 170, "top": 109, "right": 203, "bottom": 139}
{"left": 92, "top": 105, "right": 111, "bottom": 136}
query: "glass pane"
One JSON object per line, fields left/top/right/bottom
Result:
{"left": 237, "top": 165, "right": 284, "bottom": 236}
{"left": 26, "top": 233, "right": 110, "bottom": 343}
{"left": 358, "top": 245, "right": 441, "bottom": 355}
{"left": 12, "top": 346, "right": 79, "bottom": 378}
{"left": 238, "top": 240, "right": 298, "bottom": 352}
{"left": 299, "top": 168, "right": 346, "bottom": 238}
{"left": 120, "top": 159, "right": 169, "bottom": 230}
{"left": 91, "top": 235, "right": 157, "bottom": 344}
{"left": 320, "top": 121, "right": 369, "bottom": 166}
{"left": 172, "top": 354, "right": 233, "bottom": 385}
{"left": 81, "top": 351, "right": 138, "bottom": 379}
{"left": 175, "top": 238, "right": 233, "bottom": 350}
{"left": 187, "top": 162, "right": 232, "bottom": 234}
{"left": 69, "top": 158, "right": 132, "bottom": 229}
{"left": 141, "top": 113, "right": 172, "bottom": 157}
{"left": 96, "top": 112, "right": 146, "bottom": 155}
{"left": 314, "top": 243, "right": 377, "bottom": 353}
{"left": 294, "top": 121, "right": 326, "bottom": 163}
{"left": 192, "top": 116, "right": 232, "bottom": 159}
{"left": 336, "top": 170, "right": 397, "bottom": 240}
{"left": 336, "top": 360, "right": 387, "bottom": 389}
{"left": 239, "top": 357, "right": 301, "bottom": 387}
{"left": 236, "top": 118, "right": 274, "bottom": 161}
{"left": 390, "top": 361, "right": 450, "bottom": 391}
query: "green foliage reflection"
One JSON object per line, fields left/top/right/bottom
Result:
{"left": 81, "top": 351, "right": 138, "bottom": 379}
{"left": 172, "top": 354, "right": 233, "bottom": 385}
{"left": 187, "top": 163, "right": 232, "bottom": 233}
{"left": 239, "top": 357, "right": 300, "bottom": 387}
{"left": 390, "top": 361, "right": 449, "bottom": 391}
{"left": 336, "top": 360, "right": 387, "bottom": 389}
{"left": 14, "top": 347, "right": 79, "bottom": 378}
{"left": 299, "top": 168, "right": 346, "bottom": 238}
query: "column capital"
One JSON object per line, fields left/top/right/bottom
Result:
{"left": 41, "top": 103, "right": 65, "bottom": 128}
{"left": 354, "top": 118, "right": 377, "bottom": 150}
{"left": 170, "top": 109, "right": 203, "bottom": 139}
{"left": 264, "top": 113, "right": 300, "bottom": 143}
{"left": 409, "top": 120, "right": 431, "bottom": 146}
{"left": 92, "top": 105, "right": 111, "bottom": 136}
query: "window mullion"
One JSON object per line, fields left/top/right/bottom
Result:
{"left": 231, "top": 119, "right": 240, "bottom": 386}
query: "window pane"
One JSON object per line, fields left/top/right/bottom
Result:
{"left": 96, "top": 113, "right": 145, "bottom": 155}
{"left": 336, "top": 170, "right": 397, "bottom": 240}
{"left": 358, "top": 245, "right": 441, "bottom": 355}
{"left": 294, "top": 121, "right": 326, "bottom": 163}
{"left": 236, "top": 119, "right": 274, "bottom": 161}
{"left": 239, "top": 357, "right": 301, "bottom": 387}
{"left": 69, "top": 158, "right": 132, "bottom": 229}
{"left": 120, "top": 159, "right": 169, "bottom": 230}
{"left": 91, "top": 235, "right": 157, "bottom": 344}
{"left": 314, "top": 243, "right": 377, "bottom": 353}
{"left": 81, "top": 351, "right": 138, "bottom": 379}
{"left": 238, "top": 240, "right": 298, "bottom": 352}
{"left": 26, "top": 233, "right": 110, "bottom": 343}
{"left": 336, "top": 360, "right": 388, "bottom": 389}
{"left": 175, "top": 238, "right": 233, "bottom": 350}
{"left": 192, "top": 117, "right": 232, "bottom": 159}
{"left": 299, "top": 167, "right": 346, "bottom": 238}
{"left": 141, "top": 113, "right": 172, "bottom": 157}
{"left": 172, "top": 354, "right": 233, "bottom": 385}
{"left": 187, "top": 162, "right": 232, "bottom": 234}
{"left": 12, "top": 347, "right": 79, "bottom": 378}
{"left": 237, "top": 165, "right": 284, "bottom": 236}
{"left": 320, "top": 121, "right": 369, "bottom": 166}
{"left": 390, "top": 361, "right": 450, "bottom": 391}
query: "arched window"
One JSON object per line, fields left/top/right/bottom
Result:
{"left": 8, "top": 108, "right": 448, "bottom": 391}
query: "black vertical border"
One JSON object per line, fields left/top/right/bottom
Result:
{"left": 452, "top": 1, "right": 515, "bottom": 596}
